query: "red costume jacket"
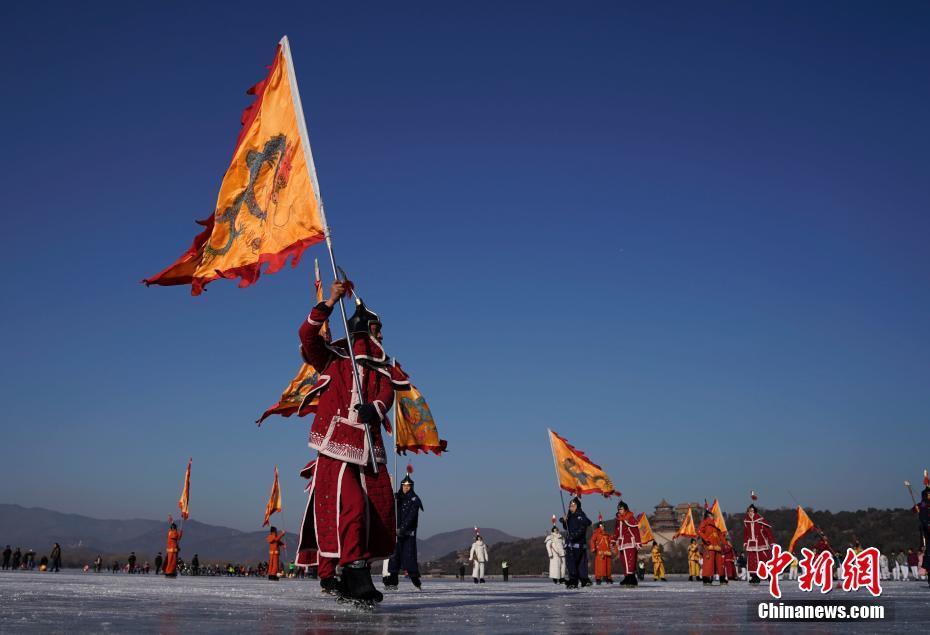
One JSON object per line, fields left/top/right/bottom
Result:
{"left": 298, "top": 303, "right": 409, "bottom": 466}
{"left": 612, "top": 510, "right": 641, "bottom": 550}
{"left": 698, "top": 517, "right": 724, "bottom": 552}
{"left": 743, "top": 513, "right": 774, "bottom": 553}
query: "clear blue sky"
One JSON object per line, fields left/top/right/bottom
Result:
{"left": 1, "top": 1, "right": 928, "bottom": 538}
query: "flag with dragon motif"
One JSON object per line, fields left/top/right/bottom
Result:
{"left": 144, "top": 37, "right": 325, "bottom": 295}
{"left": 548, "top": 429, "right": 621, "bottom": 498}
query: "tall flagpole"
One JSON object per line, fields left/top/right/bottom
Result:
{"left": 547, "top": 429, "right": 568, "bottom": 520}
{"left": 392, "top": 362, "right": 399, "bottom": 532}
{"left": 280, "top": 35, "right": 377, "bottom": 473}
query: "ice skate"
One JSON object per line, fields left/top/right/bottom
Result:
{"left": 320, "top": 576, "right": 343, "bottom": 597}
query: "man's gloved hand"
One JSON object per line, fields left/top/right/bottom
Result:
{"left": 354, "top": 402, "right": 380, "bottom": 424}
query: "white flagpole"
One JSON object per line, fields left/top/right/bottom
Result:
{"left": 280, "top": 35, "right": 378, "bottom": 473}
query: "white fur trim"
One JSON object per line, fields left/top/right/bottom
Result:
{"left": 307, "top": 315, "right": 325, "bottom": 326}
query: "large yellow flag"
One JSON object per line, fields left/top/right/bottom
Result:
{"left": 395, "top": 385, "right": 447, "bottom": 455}
{"left": 548, "top": 429, "right": 620, "bottom": 497}
{"left": 178, "top": 458, "right": 192, "bottom": 520}
{"left": 710, "top": 499, "right": 727, "bottom": 533}
{"left": 637, "top": 513, "right": 655, "bottom": 544}
{"left": 788, "top": 506, "right": 817, "bottom": 553}
{"left": 263, "top": 466, "right": 283, "bottom": 527}
{"left": 145, "top": 37, "right": 325, "bottom": 295}
{"left": 673, "top": 506, "right": 697, "bottom": 539}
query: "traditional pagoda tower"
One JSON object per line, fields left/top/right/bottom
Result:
{"left": 651, "top": 499, "right": 679, "bottom": 532}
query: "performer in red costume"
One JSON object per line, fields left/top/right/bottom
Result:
{"left": 163, "top": 523, "right": 182, "bottom": 578}
{"left": 698, "top": 508, "right": 727, "bottom": 585}
{"left": 743, "top": 503, "right": 774, "bottom": 585}
{"left": 722, "top": 537, "right": 737, "bottom": 581}
{"left": 266, "top": 527, "right": 285, "bottom": 581}
{"left": 295, "top": 280, "right": 410, "bottom": 605}
{"left": 612, "top": 501, "right": 641, "bottom": 587}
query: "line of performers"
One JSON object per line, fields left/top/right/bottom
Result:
{"left": 551, "top": 496, "right": 780, "bottom": 587}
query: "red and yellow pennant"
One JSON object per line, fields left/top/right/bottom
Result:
{"left": 263, "top": 466, "right": 283, "bottom": 527}
{"left": 394, "top": 385, "right": 447, "bottom": 455}
{"left": 788, "top": 506, "right": 816, "bottom": 553}
{"left": 144, "top": 37, "right": 325, "bottom": 295}
{"left": 673, "top": 506, "right": 697, "bottom": 539}
{"left": 548, "top": 429, "right": 620, "bottom": 498}
{"left": 178, "top": 458, "right": 192, "bottom": 520}
{"left": 637, "top": 512, "right": 654, "bottom": 544}
{"left": 710, "top": 498, "right": 727, "bottom": 533}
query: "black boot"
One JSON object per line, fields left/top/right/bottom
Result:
{"left": 595, "top": 578, "right": 602, "bottom": 585}
{"left": 382, "top": 572, "right": 398, "bottom": 589}
{"left": 473, "top": 577, "right": 479, "bottom": 584}
{"left": 479, "top": 578, "right": 486, "bottom": 583}
{"left": 702, "top": 576, "right": 712, "bottom": 585}
{"left": 552, "top": 578, "right": 559, "bottom": 584}
{"left": 688, "top": 575, "right": 693, "bottom": 581}
{"left": 749, "top": 573, "right": 761, "bottom": 585}
{"left": 719, "top": 576, "right": 728, "bottom": 584}
{"left": 341, "top": 562, "right": 383, "bottom": 603}
{"left": 620, "top": 574, "right": 638, "bottom": 586}
{"left": 410, "top": 576, "right": 422, "bottom": 590}
{"left": 566, "top": 578, "right": 578, "bottom": 589}
{"left": 580, "top": 577, "right": 592, "bottom": 587}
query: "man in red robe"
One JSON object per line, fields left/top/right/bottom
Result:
{"left": 295, "top": 281, "right": 409, "bottom": 605}
{"left": 266, "top": 527, "right": 285, "bottom": 581}
{"left": 743, "top": 504, "right": 774, "bottom": 585}
{"left": 163, "top": 523, "right": 182, "bottom": 578}
{"left": 698, "top": 509, "right": 727, "bottom": 585}
{"left": 589, "top": 521, "right": 613, "bottom": 584}
{"left": 722, "top": 537, "right": 737, "bottom": 581}
{"left": 612, "top": 501, "right": 641, "bottom": 586}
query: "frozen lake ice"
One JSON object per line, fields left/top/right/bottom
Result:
{"left": 1, "top": 571, "right": 928, "bottom": 633}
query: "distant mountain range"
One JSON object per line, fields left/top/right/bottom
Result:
{"left": 0, "top": 504, "right": 520, "bottom": 566}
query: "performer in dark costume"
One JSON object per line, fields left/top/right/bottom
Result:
{"left": 383, "top": 471, "right": 424, "bottom": 590}
{"left": 561, "top": 497, "right": 592, "bottom": 589}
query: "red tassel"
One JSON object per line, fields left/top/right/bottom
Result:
{"left": 406, "top": 463, "right": 414, "bottom": 474}
{"left": 924, "top": 469, "right": 929, "bottom": 487}
{"left": 751, "top": 490, "right": 758, "bottom": 501}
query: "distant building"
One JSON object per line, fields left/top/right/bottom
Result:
{"left": 674, "top": 502, "right": 702, "bottom": 523}
{"left": 650, "top": 499, "right": 678, "bottom": 532}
